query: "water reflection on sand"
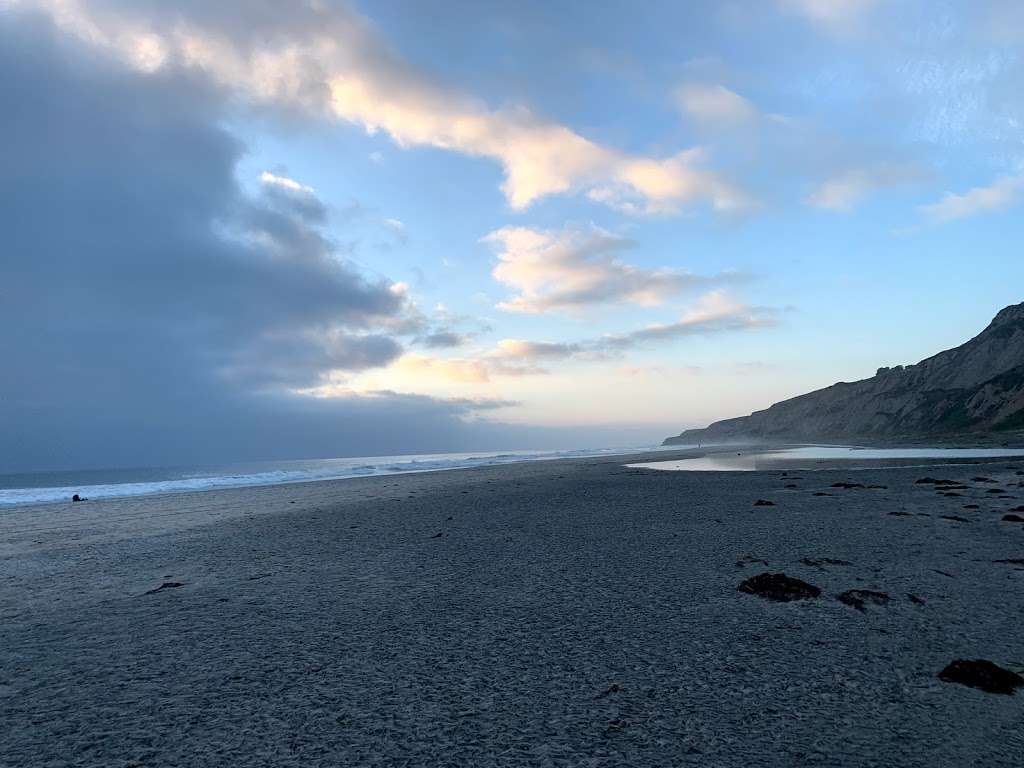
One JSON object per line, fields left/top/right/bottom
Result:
{"left": 629, "top": 445, "right": 1024, "bottom": 472}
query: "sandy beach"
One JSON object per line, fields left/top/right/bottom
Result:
{"left": 3, "top": 447, "right": 1024, "bottom": 766}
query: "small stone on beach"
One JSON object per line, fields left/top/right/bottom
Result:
{"left": 836, "top": 589, "right": 890, "bottom": 612}
{"left": 738, "top": 572, "right": 821, "bottom": 602}
{"left": 938, "top": 659, "right": 1024, "bottom": 695}
{"left": 142, "top": 582, "right": 184, "bottom": 596}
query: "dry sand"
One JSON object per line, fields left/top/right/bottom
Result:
{"left": 3, "top": 447, "right": 1024, "bottom": 766}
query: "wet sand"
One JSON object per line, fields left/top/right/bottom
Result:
{"left": 3, "top": 447, "right": 1024, "bottom": 766}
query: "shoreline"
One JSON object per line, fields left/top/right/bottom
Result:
{"left": 7, "top": 440, "right": 1024, "bottom": 511}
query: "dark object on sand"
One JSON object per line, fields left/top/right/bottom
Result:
{"left": 594, "top": 683, "right": 623, "bottom": 700}
{"left": 753, "top": 499, "right": 775, "bottom": 507}
{"left": 738, "top": 572, "right": 820, "bottom": 602}
{"left": 142, "top": 582, "right": 184, "bottom": 596}
{"left": 938, "top": 659, "right": 1024, "bottom": 695}
{"left": 831, "top": 482, "right": 864, "bottom": 489}
{"left": 71, "top": 493, "right": 87, "bottom": 502}
{"left": 836, "top": 589, "right": 890, "bottom": 612}
{"left": 1001, "top": 514, "right": 1024, "bottom": 522}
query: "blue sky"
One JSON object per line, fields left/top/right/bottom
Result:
{"left": 2, "top": 0, "right": 1023, "bottom": 469}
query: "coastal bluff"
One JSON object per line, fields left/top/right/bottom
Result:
{"left": 665, "top": 302, "right": 1024, "bottom": 445}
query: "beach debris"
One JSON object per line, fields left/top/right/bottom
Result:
{"left": 940, "top": 515, "right": 971, "bottom": 522}
{"left": 594, "top": 683, "right": 623, "bottom": 700}
{"left": 603, "top": 718, "right": 629, "bottom": 736}
{"left": 753, "top": 499, "right": 775, "bottom": 507}
{"left": 831, "top": 482, "right": 865, "bottom": 489}
{"left": 142, "top": 581, "right": 184, "bottom": 596}
{"left": 738, "top": 572, "right": 821, "bottom": 602}
{"left": 1001, "top": 514, "right": 1024, "bottom": 523}
{"left": 837, "top": 589, "right": 890, "bottom": 612}
{"left": 907, "top": 593, "right": 926, "bottom": 605}
{"left": 938, "top": 659, "right": 1024, "bottom": 695}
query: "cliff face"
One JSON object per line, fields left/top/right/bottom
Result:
{"left": 664, "top": 302, "right": 1024, "bottom": 445}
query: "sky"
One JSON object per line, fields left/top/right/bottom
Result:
{"left": 2, "top": 0, "right": 1023, "bottom": 472}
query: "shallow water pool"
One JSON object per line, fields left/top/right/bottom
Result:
{"left": 628, "top": 445, "right": 1024, "bottom": 472}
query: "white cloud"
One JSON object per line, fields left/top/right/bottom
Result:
{"left": 17, "top": 0, "right": 748, "bottom": 216}
{"left": 806, "top": 164, "right": 922, "bottom": 211}
{"left": 780, "top": 0, "right": 879, "bottom": 28}
{"left": 483, "top": 225, "right": 744, "bottom": 315}
{"left": 601, "top": 291, "right": 777, "bottom": 348}
{"left": 676, "top": 84, "right": 759, "bottom": 128}
{"left": 259, "top": 171, "right": 314, "bottom": 195}
{"left": 918, "top": 175, "right": 1024, "bottom": 222}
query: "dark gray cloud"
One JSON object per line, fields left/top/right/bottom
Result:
{"left": 418, "top": 331, "right": 470, "bottom": 349}
{"left": 0, "top": 13, "right": 610, "bottom": 472}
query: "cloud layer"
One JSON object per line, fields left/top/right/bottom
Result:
{"left": 0, "top": 13, "right": 542, "bottom": 470}
{"left": 10, "top": 0, "right": 747, "bottom": 215}
{"left": 918, "top": 176, "right": 1024, "bottom": 222}
{"left": 485, "top": 225, "right": 745, "bottom": 314}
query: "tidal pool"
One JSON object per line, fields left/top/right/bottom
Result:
{"left": 628, "top": 445, "right": 1024, "bottom": 472}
